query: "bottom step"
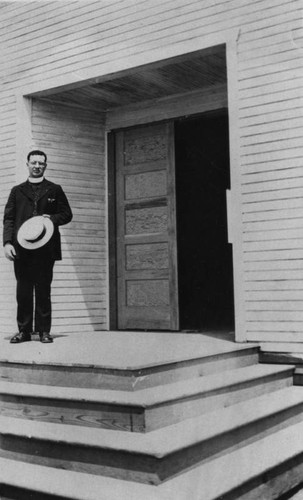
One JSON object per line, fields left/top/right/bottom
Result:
{"left": 2, "top": 420, "right": 303, "bottom": 499}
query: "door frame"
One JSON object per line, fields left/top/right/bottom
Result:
{"left": 107, "top": 131, "right": 118, "bottom": 330}
{"left": 108, "top": 111, "right": 233, "bottom": 332}
{"left": 108, "top": 110, "right": 233, "bottom": 332}
{"left": 106, "top": 43, "right": 245, "bottom": 340}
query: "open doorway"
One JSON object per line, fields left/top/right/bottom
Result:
{"left": 175, "top": 111, "right": 235, "bottom": 332}
{"left": 110, "top": 111, "right": 235, "bottom": 332}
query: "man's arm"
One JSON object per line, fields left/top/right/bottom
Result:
{"left": 48, "top": 186, "right": 73, "bottom": 227}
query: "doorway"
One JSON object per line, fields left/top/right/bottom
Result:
{"left": 110, "top": 111, "right": 234, "bottom": 332}
{"left": 175, "top": 111, "right": 234, "bottom": 331}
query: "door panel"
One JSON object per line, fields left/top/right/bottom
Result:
{"left": 115, "top": 122, "right": 179, "bottom": 330}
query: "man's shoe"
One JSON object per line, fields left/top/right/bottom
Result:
{"left": 39, "top": 332, "right": 53, "bottom": 343}
{"left": 10, "top": 332, "right": 31, "bottom": 344}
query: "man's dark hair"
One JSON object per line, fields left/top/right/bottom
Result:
{"left": 27, "top": 150, "right": 47, "bottom": 163}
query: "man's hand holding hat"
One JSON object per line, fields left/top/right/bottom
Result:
{"left": 4, "top": 216, "right": 53, "bottom": 261}
{"left": 17, "top": 215, "right": 54, "bottom": 250}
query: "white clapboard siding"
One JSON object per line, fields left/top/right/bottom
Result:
{"left": 242, "top": 172, "right": 303, "bottom": 190}
{"left": 242, "top": 164, "right": 303, "bottom": 181}
{"left": 244, "top": 260, "right": 303, "bottom": 273}
{"left": 0, "top": 89, "right": 16, "bottom": 335}
{"left": 1, "top": 2, "right": 299, "bottom": 89}
{"left": 0, "top": 0, "right": 302, "bottom": 341}
{"left": 1, "top": 0, "right": 290, "bottom": 57}
{"left": 237, "top": 1, "right": 303, "bottom": 340}
{"left": 30, "top": 98, "right": 106, "bottom": 334}
{"left": 246, "top": 301, "right": 303, "bottom": 312}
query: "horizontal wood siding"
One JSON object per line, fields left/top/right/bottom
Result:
{"left": 31, "top": 100, "right": 106, "bottom": 334}
{"left": 0, "top": 90, "right": 17, "bottom": 334}
{"left": 0, "top": 0, "right": 302, "bottom": 340}
{"left": 238, "top": 3, "right": 303, "bottom": 342}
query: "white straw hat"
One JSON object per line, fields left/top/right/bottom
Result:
{"left": 17, "top": 216, "right": 54, "bottom": 250}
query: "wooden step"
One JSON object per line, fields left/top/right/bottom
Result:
{"left": 259, "top": 345, "right": 303, "bottom": 386}
{"left": 0, "top": 457, "right": 157, "bottom": 500}
{"left": 260, "top": 343, "right": 303, "bottom": 366}
{"left": 0, "top": 345, "right": 259, "bottom": 390}
{"left": 0, "top": 386, "right": 303, "bottom": 485}
{"left": 2, "top": 412, "right": 303, "bottom": 500}
{"left": 0, "top": 364, "right": 294, "bottom": 432}
{"left": 158, "top": 418, "right": 303, "bottom": 500}
{"left": 2, "top": 418, "right": 303, "bottom": 500}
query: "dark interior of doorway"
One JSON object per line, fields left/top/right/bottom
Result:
{"left": 175, "top": 111, "right": 235, "bottom": 332}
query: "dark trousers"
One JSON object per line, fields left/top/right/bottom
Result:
{"left": 14, "top": 257, "right": 55, "bottom": 334}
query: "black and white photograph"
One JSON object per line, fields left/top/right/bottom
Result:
{"left": 0, "top": 1, "right": 302, "bottom": 499}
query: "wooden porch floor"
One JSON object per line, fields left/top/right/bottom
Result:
{"left": 0, "top": 330, "right": 246, "bottom": 369}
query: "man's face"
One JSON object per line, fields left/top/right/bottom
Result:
{"left": 27, "top": 154, "right": 47, "bottom": 178}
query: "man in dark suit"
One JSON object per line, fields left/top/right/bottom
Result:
{"left": 3, "top": 150, "right": 73, "bottom": 343}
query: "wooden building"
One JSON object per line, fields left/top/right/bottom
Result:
{"left": 0, "top": 0, "right": 302, "bottom": 344}
{"left": 2, "top": 3, "right": 303, "bottom": 499}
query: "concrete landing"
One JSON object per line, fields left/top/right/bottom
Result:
{"left": 0, "top": 330, "right": 249, "bottom": 369}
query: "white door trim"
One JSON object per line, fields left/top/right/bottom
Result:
{"left": 226, "top": 37, "right": 246, "bottom": 342}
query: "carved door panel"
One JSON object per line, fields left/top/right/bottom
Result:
{"left": 115, "top": 122, "right": 179, "bottom": 330}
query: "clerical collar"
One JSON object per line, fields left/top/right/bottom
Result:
{"left": 28, "top": 176, "right": 45, "bottom": 184}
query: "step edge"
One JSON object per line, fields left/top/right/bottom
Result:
{"left": 152, "top": 385, "right": 303, "bottom": 457}
{"left": 0, "top": 457, "right": 160, "bottom": 500}
{"left": 140, "top": 364, "right": 295, "bottom": 407}
{"left": 1, "top": 387, "right": 303, "bottom": 458}
{"left": 158, "top": 419, "right": 303, "bottom": 500}
{"left": 0, "top": 345, "right": 259, "bottom": 372}
{"left": 0, "top": 364, "right": 294, "bottom": 408}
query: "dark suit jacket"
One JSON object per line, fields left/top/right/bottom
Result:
{"left": 3, "top": 179, "right": 73, "bottom": 260}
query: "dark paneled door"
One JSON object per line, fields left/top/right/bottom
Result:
{"left": 115, "top": 122, "right": 179, "bottom": 330}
